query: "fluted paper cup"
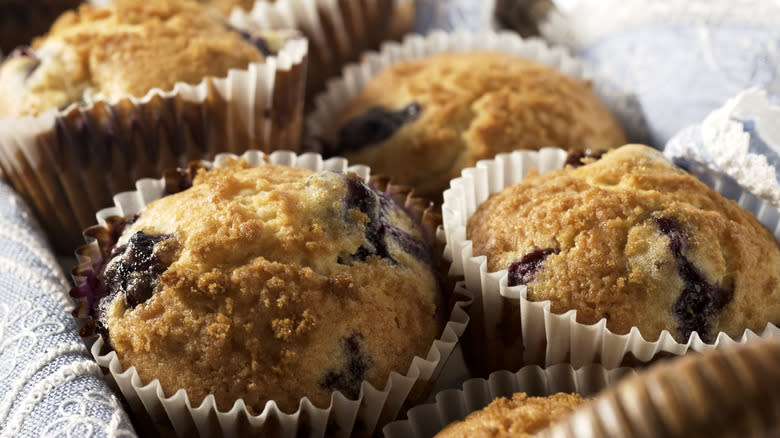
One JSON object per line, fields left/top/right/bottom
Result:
{"left": 70, "top": 150, "right": 470, "bottom": 437}
{"left": 230, "top": 0, "right": 415, "bottom": 98}
{"left": 0, "top": 20, "right": 308, "bottom": 255}
{"left": 442, "top": 147, "right": 780, "bottom": 376}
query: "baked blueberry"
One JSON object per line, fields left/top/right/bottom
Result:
{"left": 655, "top": 217, "right": 733, "bottom": 342}
{"left": 336, "top": 102, "right": 422, "bottom": 154}
{"left": 320, "top": 334, "right": 372, "bottom": 399}
{"left": 507, "top": 248, "right": 560, "bottom": 287}
{"left": 102, "top": 231, "right": 175, "bottom": 309}
{"left": 564, "top": 149, "right": 606, "bottom": 168}
{"left": 340, "top": 173, "right": 431, "bottom": 266}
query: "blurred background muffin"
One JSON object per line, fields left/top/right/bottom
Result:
{"left": 0, "top": 0, "right": 307, "bottom": 254}
{"left": 314, "top": 51, "right": 626, "bottom": 200}
{"left": 0, "top": 0, "right": 268, "bottom": 117}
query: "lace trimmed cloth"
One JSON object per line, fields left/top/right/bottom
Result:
{"left": 0, "top": 183, "right": 135, "bottom": 437}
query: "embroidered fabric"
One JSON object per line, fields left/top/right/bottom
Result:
{"left": 538, "top": 0, "right": 780, "bottom": 144}
{"left": 0, "top": 183, "right": 136, "bottom": 438}
{"left": 665, "top": 87, "right": 780, "bottom": 209}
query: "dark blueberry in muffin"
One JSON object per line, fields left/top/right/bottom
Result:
{"left": 336, "top": 102, "right": 422, "bottom": 154}
{"left": 103, "top": 231, "right": 176, "bottom": 309}
{"left": 655, "top": 216, "right": 733, "bottom": 342}
{"left": 340, "top": 174, "right": 431, "bottom": 266}
{"left": 344, "top": 173, "right": 381, "bottom": 220}
{"left": 655, "top": 216, "right": 684, "bottom": 253}
{"left": 164, "top": 167, "right": 196, "bottom": 195}
{"left": 320, "top": 334, "right": 372, "bottom": 399}
{"left": 564, "top": 148, "right": 606, "bottom": 168}
{"left": 342, "top": 175, "right": 392, "bottom": 263}
{"left": 507, "top": 247, "right": 560, "bottom": 287}
{"left": 224, "top": 24, "right": 272, "bottom": 56}
{"left": 385, "top": 224, "right": 431, "bottom": 265}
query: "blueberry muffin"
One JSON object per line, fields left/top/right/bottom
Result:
{"left": 435, "top": 392, "right": 585, "bottom": 438}
{"left": 319, "top": 51, "right": 626, "bottom": 199}
{"left": 0, "top": 0, "right": 272, "bottom": 117}
{"left": 0, "top": 0, "right": 81, "bottom": 55}
{"left": 83, "top": 159, "right": 443, "bottom": 413}
{"left": 467, "top": 144, "right": 780, "bottom": 343}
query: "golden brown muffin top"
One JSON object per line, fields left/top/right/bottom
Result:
{"left": 0, "top": 0, "right": 265, "bottom": 117}
{"left": 435, "top": 392, "right": 585, "bottom": 438}
{"left": 327, "top": 51, "right": 626, "bottom": 199}
{"left": 99, "top": 160, "right": 442, "bottom": 413}
{"left": 199, "top": 0, "right": 258, "bottom": 15}
{"left": 467, "top": 144, "right": 780, "bottom": 343}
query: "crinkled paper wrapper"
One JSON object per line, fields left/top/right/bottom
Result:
{"left": 70, "top": 150, "right": 470, "bottom": 437}
{"left": 442, "top": 147, "right": 780, "bottom": 376}
{"left": 383, "top": 363, "right": 634, "bottom": 438}
{"left": 665, "top": 87, "right": 780, "bottom": 210}
{"left": 0, "top": 24, "right": 308, "bottom": 255}
{"left": 306, "top": 30, "right": 649, "bottom": 150}
{"left": 230, "top": 0, "right": 415, "bottom": 97}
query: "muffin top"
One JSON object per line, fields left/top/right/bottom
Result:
{"left": 94, "top": 160, "right": 442, "bottom": 413}
{"left": 323, "top": 51, "right": 626, "bottom": 199}
{"left": 435, "top": 392, "right": 585, "bottom": 438}
{"left": 0, "top": 0, "right": 266, "bottom": 117}
{"left": 199, "top": 0, "right": 258, "bottom": 15}
{"left": 467, "top": 144, "right": 780, "bottom": 343}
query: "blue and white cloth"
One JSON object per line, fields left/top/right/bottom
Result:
{"left": 0, "top": 185, "right": 135, "bottom": 437}
{"left": 539, "top": 0, "right": 780, "bottom": 146}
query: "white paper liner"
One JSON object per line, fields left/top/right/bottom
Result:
{"left": 442, "top": 147, "right": 780, "bottom": 373}
{"left": 305, "top": 30, "right": 649, "bottom": 148}
{"left": 231, "top": 0, "right": 404, "bottom": 96}
{"left": 73, "top": 150, "right": 470, "bottom": 437}
{"left": 0, "top": 17, "right": 308, "bottom": 254}
{"left": 383, "top": 363, "right": 634, "bottom": 438}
